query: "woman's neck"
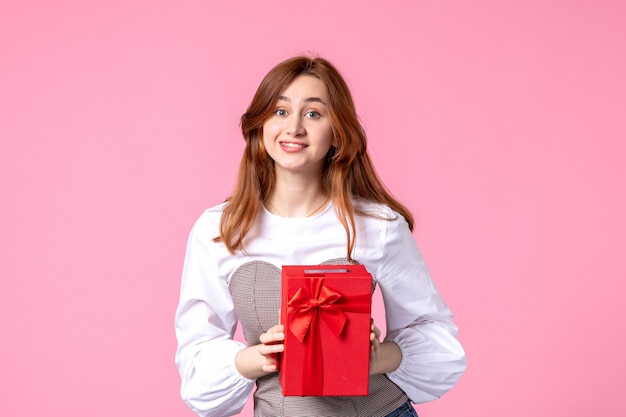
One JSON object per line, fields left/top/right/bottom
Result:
{"left": 266, "top": 172, "right": 328, "bottom": 218}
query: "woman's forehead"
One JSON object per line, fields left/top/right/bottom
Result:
{"left": 279, "top": 75, "right": 329, "bottom": 102}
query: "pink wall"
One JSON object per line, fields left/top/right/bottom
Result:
{"left": 2, "top": 1, "right": 625, "bottom": 416}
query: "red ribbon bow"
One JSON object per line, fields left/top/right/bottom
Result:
{"left": 287, "top": 279, "right": 348, "bottom": 343}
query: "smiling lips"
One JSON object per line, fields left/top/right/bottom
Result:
{"left": 280, "top": 141, "right": 308, "bottom": 151}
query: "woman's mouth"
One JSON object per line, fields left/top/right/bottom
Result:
{"left": 280, "top": 141, "right": 307, "bottom": 149}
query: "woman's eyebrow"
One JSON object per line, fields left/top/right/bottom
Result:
{"left": 278, "top": 95, "right": 328, "bottom": 105}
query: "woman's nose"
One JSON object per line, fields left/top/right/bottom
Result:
{"left": 287, "top": 116, "right": 305, "bottom": 136}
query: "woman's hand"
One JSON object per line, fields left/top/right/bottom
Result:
{"left": 369, "top": 318, "right": 402, "bottom": 376}
{"left": 369, "top": 318, "right": 382, "bottom": 375}
{"left": 235, "top": 324, "right": 285, "bottom": 379}
{"left": 258, "top": 324, "right": 285, "bottom": 373}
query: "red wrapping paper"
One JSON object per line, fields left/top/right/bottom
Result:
{"left": 279, "top": 265, "right": 372, "bottom": 396}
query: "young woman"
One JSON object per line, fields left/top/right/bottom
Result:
{"left": 175, "top": 56, "right": 466, "bottom": 417}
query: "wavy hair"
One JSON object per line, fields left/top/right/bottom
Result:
{"left": 216, "top": 56, "right": 414, "bottom": 258}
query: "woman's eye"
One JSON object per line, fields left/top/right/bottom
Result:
{"left": 274, "top": 109, "right": 288, "bottom": 117}
{"left": 305, "top": 111, "right": 321, "bottom": 119}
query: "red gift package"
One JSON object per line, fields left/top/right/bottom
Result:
{"left": 279, "top": 265, "right": 372, "bottom": 396}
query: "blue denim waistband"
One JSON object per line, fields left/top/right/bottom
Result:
{"left": 383, "top": 400, "right": 418, "bottom": 417}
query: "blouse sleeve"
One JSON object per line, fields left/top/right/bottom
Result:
{"left": 174, "top": 213, "right": 255, "bottom": 417}
{"left": 376, "top": 214, "right": 467, "bottom": 403}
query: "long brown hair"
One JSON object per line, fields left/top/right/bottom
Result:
{"left": 216, "top": 56, "right": 414, "bottom": 258}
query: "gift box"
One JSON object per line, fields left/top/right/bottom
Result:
{"left": 279, "top": 265, "right": 372, "bottom": 396}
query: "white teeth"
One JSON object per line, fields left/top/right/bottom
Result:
{"left": 281, "top": 142, "right": 306, "bottom": 148}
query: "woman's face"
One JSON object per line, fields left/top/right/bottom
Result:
{"left": 262, "top": 75, "right": 334, "bottom": 178}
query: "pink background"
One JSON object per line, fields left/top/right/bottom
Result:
{"left": 1, "top": 1, "right": 625, "bottom": 416}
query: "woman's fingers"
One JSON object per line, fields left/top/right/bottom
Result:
{"left": 260, "top": 354, "right": 280, "bottom": 373}
{"left": 258, "top": 341, "right": 284, "bottom": 356}
{"left": 258, "top": 324, "right": 285, "bottom": 372}
{"left": 259, "top": 324, "right": 285, "bottom": 345}
{"left": 370, "top": 318, "right": 381, "bottom": 344}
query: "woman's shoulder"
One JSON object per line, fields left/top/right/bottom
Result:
{"left": 189, "top": 201, "right": 227, "bottom": 235}
{"left": 353, "top": 198, "right": 411, "bottom": 233}
{"left": 353, "top": 198, "right": 399, "bottom": 218}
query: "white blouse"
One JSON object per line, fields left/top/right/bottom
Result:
{"left": 175, "top": 200, "right": 466, "bottom": 417}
